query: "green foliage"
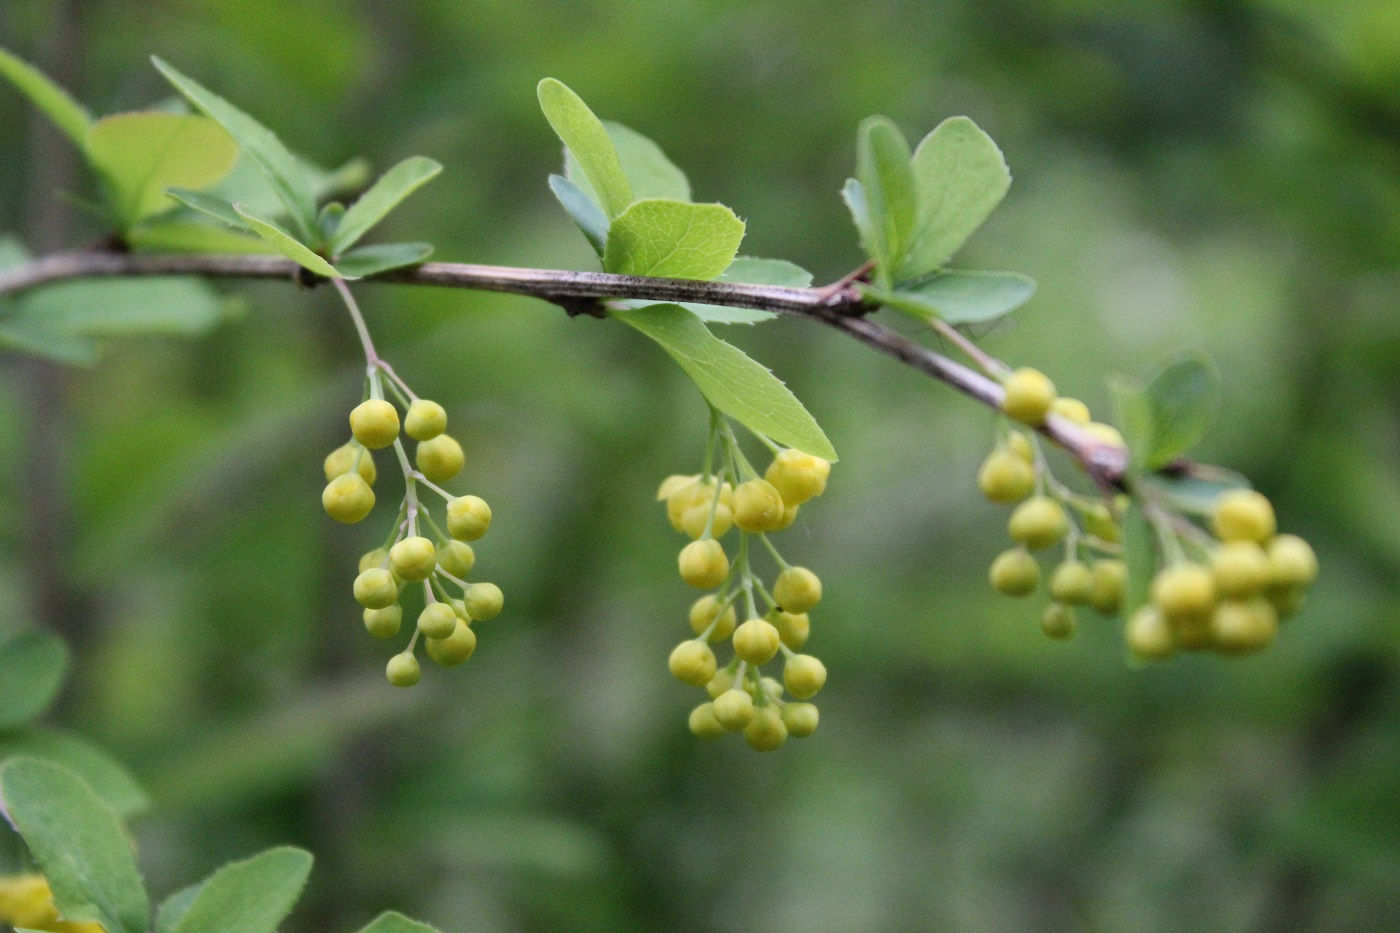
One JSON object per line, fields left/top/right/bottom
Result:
{"left": 537, "top": 79, "right": 633, "bottom": 218}
{"left": 355, "top": 911, "right": 442, "bottom": 933}
{"left": 334, "top": 242, "right": 434, "bottom": 278}
{"left": 1112, "top": 356, "right": 1222, "bottom": 470}
{"left": 603, "top": 199, "right": 745, "bottom": 280}
{"left": 153, "top": 57, "right": 319, "bottom": 243}
{"left": 862, "top": 269, "right": 1035, "bottom": 325}
{"left": 86, "top": 112, "right": 239, "bottom": 228}
{"left": 0, "top": 758, "right": 150, "bottom": 933}
{"left": 0, "top": 45, "right": 91, "bottom": 148}
{"left": 902, "top": 117, "right": 1011, "bottom": 281}
{"left": 567, "top": 121, "right": 691, "bottom": 204}
{"left": 615, "top": 304, "right": 836, "bottom": 460}
{"left": 232, "top": 203, "right": 344, "bottom": 278}
{"left": 0, "top": 730, "right": 148, "bottom": 818}
{"left": 0, "top": 632, "right": 67, "bottom": 730}
{"left": 1, "top": 276, "right": 226, "bottom": 364}
{"left": 328, "top": 156, "right": 442, "bottom": 255}
{"left": 845, "top": 113, "right": 1022, "bottom": 325}
{"left": 548, "top": 174, "right": 610, "bottom": 255}
{"left": 163, "top": 846, "right": 311, "bottom": 933}
{"left": 854, "top": 117, "right": 918, "bottom": 287}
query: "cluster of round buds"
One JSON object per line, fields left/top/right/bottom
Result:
{"left": 322, "top": 377, "right": 503, "bottom": 685}
{"left": 1127, "top": 489, "right": 1317, "bottom": 660}
{"left": 983, "top": 366, "right": 1316, "bottom": 659}
{"left": 659, "top": 441, "right": 831, "bottom": 750}
{"left": 981, "top": 391, "right": 1127, "bottom": 643}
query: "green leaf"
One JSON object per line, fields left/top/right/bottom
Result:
{"left": 1122, "top": 500, "right": 1156, "bottom": 626}
{"left": 86, "top": 112, "right": 239, "bottom": 227}
{"left": 867, "top": 270, "right": 1036, "bottom": 325}
{"left": 0, "top": 46, "right": 91, "bottom": 149}
{"left": 567, "top": 121, "right": 690, "bottom": 204}
{"left": 537, "top": 79, "right": 633, "bottom": 218}
{"left": 899, "top": 116, "right": 1011, "bottom": 281}
{"left": 1142, "top": 355, "right": 1221, "bottom": 469}
{"left": 682, "top": 256, "right": 813, "bottom": 324}
{"left": 18, "top": 278, "right": 225, "bottom": 337}
{"left": 841, "top": 179, "right": 878, "bottom": 265}
{"left": 233, "top": 204, "right": 344, "bottom": 279}
{"left": 154, "top": 882, "right": 204, "bottom": 933}
{"left": 0, "top": 729, "right": 149, "bottom": 818}
{"left": 307, "top": 157, "right": 372, "bottom": 202}
{"left": 318, "top": 201, "right": 346, "bottom": 241}
{"left": 615, "top": 304, "right": 836, "bottom": 460}
{"left": 334, "top": 242, "right": 433, "bottom": 278}
{"left": 166, "top": 847, "right": 312, "bottom": 933}
{"left": 329, "top": 156, "right": 442, "bottom": 254}
{"left": 548, "top": 174, "right": 610, "bottom": 256}
{"left": 152, "top": 57, "right": 318, "bottom": 242}
{"left": 355, "top": 911, "right": 442, "bottom": 933}
{"left": 855, "top": 117, "right": 917, "bottom": 283}
{"left": 0, "top": 758, "right": 150, "bottom": 933}
{"left": 126, "top": 220, "right": 271, "bottom": 255}
{"left": 166, "top": 188, "right": 250, "bottom": 230}
{"left": 0, "top": 632, "right": 68, "bottom": 729}
{"left": 0, "top": 320, "right": 96, "bottom": 364}
{"left": 603, "top": 199, "right": 745, "bottom": 280}
{"left": 1109, "top": 375, "right": 1155, "bottom": 471}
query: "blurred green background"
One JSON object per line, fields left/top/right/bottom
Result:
{"left": 3, "top": 1, "right": 1400, "bottom": 930}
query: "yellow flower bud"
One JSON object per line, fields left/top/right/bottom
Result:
{"left": 437, "top": 540, "right": 476, "bottom": 578}
{"left": 764, "top": 448, "right": 831, "bottom": 506}
{"left": 386, "top": 652, "right": 421, "bottom": 687}
{"left": 668, "top": 639, "right": 718, "bottom": 686}
{"left": 743, "top": 706, "right": 788, "bottom": 751}
{"left": 426, "top": 620, "right": 477, "bottom": 666}
{"left": 322, "top": 473, "right": 375, "bottom": 523}
{"left": 732, "top": 478, "right": 786, "bottom": 533}
{"left": 324, "top": 442, "right": 377, "bottom": 485}
{"left": 390, "top": 536, "right": 437, "bottom": 582}
{"left": 353, "top": 568, "right": 398, "bottom": 609}
{"left": 782, "top": 654, "right": 827, "bottom": 699}
{"left": 688, "top": 702, "right": 727, "bottom": 740}
{"left": 350, "top": 398, "right": 400, "bottom": 449}
{"left": 1001, "top": 367, "right": 1056, "bottom": 426}
{"left": 465, "top": 582, "right": 504, "bottom": 621}
{"left": 447, "top": 495, "right": 492, "bottom": 540}
{"left": 417, "top": 601, "right": 458, "bottom": 639}
{"left": 773, "top": 566, "right": 822, "bottom": 613}
{"left": 732, "top": 618, "right": 781, "bottom": 665}
{"left": 1212, "top": 489, "right": 1276, "bottom": 543}
{"left": 712, "top": 688, "right": 755, "bottom": 730}
{"left": 404, "top": 398, "right": 448, "bottom": 441}
{"left": 689, "top": 595, "right": 737, "bottom": 642}
{"left": 415, "top": 434, "right": 465, "bottom": 483}
{"left": 678, "top": 539, "right": 729, "bottom": 589}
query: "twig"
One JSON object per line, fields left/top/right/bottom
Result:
{"left": 0, "top": 249, "right": 1131, "bottom": 486}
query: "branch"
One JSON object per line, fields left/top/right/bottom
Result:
{"left": 0, "top": 249, "right": 1129, "bottom": 484}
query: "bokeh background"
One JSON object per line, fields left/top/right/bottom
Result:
{"left": 3, "top": 1, "right": 1400, "bottom": 930}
